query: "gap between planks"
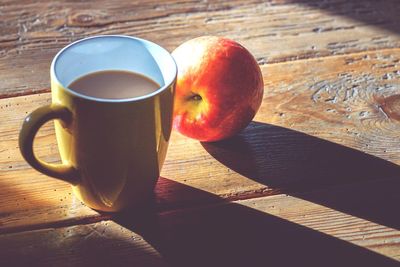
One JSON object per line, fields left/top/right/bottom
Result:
{"left": 2, "top": 176, "right": 397, "bottom": 235}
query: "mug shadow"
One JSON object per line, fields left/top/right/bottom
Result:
{"left": 201, "top": 121, "right": 400, "bottom": 231}
{"left": 110, "top": 121, "right": 400, "bottom": 266}
{"left": 113, "top": 177, "right": 399, "bottom": 267}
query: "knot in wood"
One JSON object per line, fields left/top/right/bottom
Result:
{"left": 74, "top": 14, "right": 94, "bottom": 24}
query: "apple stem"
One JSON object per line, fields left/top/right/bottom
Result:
{"left": 188, "top": 94, "right": 202, "bottom": 101}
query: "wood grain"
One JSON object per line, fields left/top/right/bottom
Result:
{"left": 1, "top": 179, "right": 399, "bottom": 266}
{"left": 1, "top": 48, "right": 400, "bottom": 233}
{"left": 2, "top": 0, "right": 400, "bottom": 264}
{"left": 150, "top": 179, "right": 400, "bottom": 266}
{"left": 0, "top": 220, "right": 167, "bottom": 267}
{"left": 1, "top": 0, "right": 400, "bottom": 96}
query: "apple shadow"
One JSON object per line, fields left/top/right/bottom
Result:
{"left": 112, "top": 177, "right": 399, "bottom": 267}
{"left": 201, "top": 121, "right": 400, "bottom": 231}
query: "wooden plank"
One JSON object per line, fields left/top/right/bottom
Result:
{"left": 1, "top": 48, "right": 400, "bottom": 232}
{"left": 0, "top": 221, "right": 167, "bottom": 266}
{"left": 1, "top": 0, "right": 400, "bottom": 96}
{"left": 149, "top": 179, "right": 400, "bottom": 265}
{"left": 1, "top": 179, "right": 399, "bottom": 266}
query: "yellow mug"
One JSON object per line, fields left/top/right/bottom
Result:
{"left": 19, "top": 35, "right": 177, "bottom": 212}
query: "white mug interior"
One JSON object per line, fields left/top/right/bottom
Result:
{"left": 51, "top": 35, "right": 177, "bottom": 102}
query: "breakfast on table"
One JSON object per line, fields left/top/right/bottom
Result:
{"left": 19, "top": 35, "right": 263, "bottom": 212}
{"left": 2, "top": 1, "right": 399, "bottom": 265}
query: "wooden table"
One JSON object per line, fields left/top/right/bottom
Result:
{"left": 1, "top": 0, "right": 400, "bottom": 266}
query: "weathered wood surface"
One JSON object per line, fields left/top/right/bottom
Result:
{"left": 1, "top": 48, "right": 400, "bottom": 234}
{"left": 0, "top": 221, "right": 167, "bottom": 267}
{"left": 1, "top": 0, "right": 400, "bottom": 97}
{"left": 146, "top": 181, "right": 400, "bottom": 266}
{"left": 2, "top": 0, "right": 400, "bottom": 263}
{"left": 1, "top": 179, "right": 399, "bottom": 266}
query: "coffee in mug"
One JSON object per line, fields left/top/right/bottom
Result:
{"left": 69, "top": 70, "right": 160, "bottom": 99}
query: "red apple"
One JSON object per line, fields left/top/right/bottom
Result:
{"left": 171, "top": 36, "right": 264, "bottom": 142}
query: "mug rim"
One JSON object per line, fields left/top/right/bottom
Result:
{"left": 50, "top": 35, "right": 177, "bottom": 103}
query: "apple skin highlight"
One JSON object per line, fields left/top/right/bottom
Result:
{"left": 172, "top": 36, "right": 264, "bottom": 142}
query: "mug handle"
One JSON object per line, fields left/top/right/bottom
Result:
{"left": 19, "top": 104, "right": 80, "bottom": 185}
